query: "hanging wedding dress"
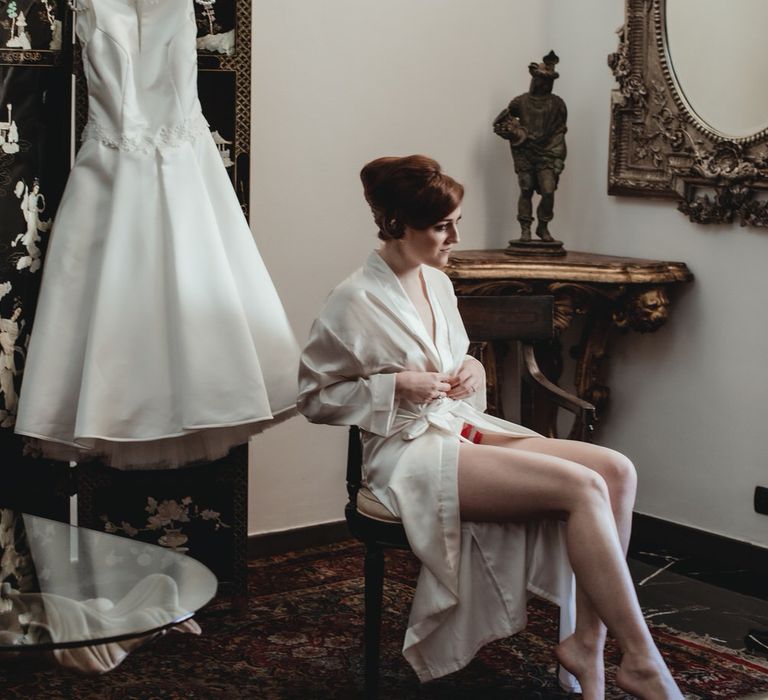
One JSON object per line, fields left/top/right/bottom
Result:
{"left": 15, "top": 0, "right": 299, "bottom": 469}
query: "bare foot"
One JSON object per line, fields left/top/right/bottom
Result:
{"left": 616, "top": 651, "right": 684, "bottom": 700}
{"left": 556, "top": 634, "right": 605, "bottom": 700}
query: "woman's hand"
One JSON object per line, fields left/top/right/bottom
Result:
{"left": 395, "top": 371, "right": 453, "bottom": 403}
{"left": 447, "top": 357, "right": 485, "bottom": 400}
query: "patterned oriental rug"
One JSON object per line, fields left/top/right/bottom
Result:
{"left": 2, "top": 540, "right": 768, "bottom": 699}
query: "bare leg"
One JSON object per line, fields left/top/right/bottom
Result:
{"left": 484, "top": 435, "right": 638, "bottom": 698}
{"left": 458, "top": 442, "right": 682, "bottom": 699}
{"left": 497, "top": 437, "right": 637, "bottom": 549}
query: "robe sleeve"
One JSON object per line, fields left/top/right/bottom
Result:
{"left": 462, "top": 354, "right": 487, "bottom": 413}
{"left": 297, "top": 318, "right": 397, "bottom": 437}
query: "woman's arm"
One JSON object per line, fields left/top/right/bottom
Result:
{"left": 298, "top": 319, "right": 398, "bottom": 436}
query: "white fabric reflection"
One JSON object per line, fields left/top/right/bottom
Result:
{"left": 2, "top": 574, "right": 200, "bottom": 673}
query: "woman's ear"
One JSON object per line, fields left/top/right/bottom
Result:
{"left": 384, "top": 215, "right": 405, "bottom": 238}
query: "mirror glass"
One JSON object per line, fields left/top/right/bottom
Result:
{"left": 665, "top": 0, "right": 768, "bottom": 138}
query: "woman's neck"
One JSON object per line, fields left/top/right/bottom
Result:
{"left": 378, "top": 244, "right": 420, "bottom": 282}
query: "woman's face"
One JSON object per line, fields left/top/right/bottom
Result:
{"left": 400, "top": 207, "right": 461, "bottom": 268}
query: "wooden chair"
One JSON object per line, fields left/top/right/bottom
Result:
{"left": 344, "top": 295, "right": 596, "bottom": 698}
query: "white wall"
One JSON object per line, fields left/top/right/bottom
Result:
{"left": 248, "top": 0, "right": 544, "bottom": 534}
{"left": 248, "top": 0, "right": 768, "bottom": 550}
{"left": 544, "top": 1, "right": 768, "bottom": 548}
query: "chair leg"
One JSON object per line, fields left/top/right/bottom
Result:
{"left": 363, "top": 543, "right": 384, "bottom": 700}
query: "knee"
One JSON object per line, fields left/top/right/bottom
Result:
{"left": 571, "top": 469, "right": 611, "bottom": 509}
{"left": 600, "top": 451, "right": 637, "bottom": 496}
{"left": 517, "top": 174, "right": 534, "bottom": 193}
{"left": 537, "top": 170, "right": 557, "bottom": 193}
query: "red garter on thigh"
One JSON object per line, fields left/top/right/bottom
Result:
{"left": 460, "top": 422, "right": 484, "bottom": 444}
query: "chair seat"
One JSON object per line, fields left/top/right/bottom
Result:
{"left": 356, "top": 487, "right": 401, "bottom": 524}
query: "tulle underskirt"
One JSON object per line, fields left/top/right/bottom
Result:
{"left": 21, "top": 406, "right": 297, "bottom": 470}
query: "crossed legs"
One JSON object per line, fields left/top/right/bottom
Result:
{"left": 457, "top": 436, "right": 681, "bottom": 699}
{"left": 507, "top": 437, "right": 636, "bottom": 698}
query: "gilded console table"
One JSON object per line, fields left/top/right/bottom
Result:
{"left": 446, "top": 250, "right": 693, "bottom": 439}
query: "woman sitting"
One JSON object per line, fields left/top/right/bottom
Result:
{"left": 298, "top": 154, "right": 682, "bottom": 699}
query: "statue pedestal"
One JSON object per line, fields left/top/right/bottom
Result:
{"left": 506, "top": 238, "right": 566, "bottom": 257}
{"left": 446, "top": 249, "right": 693, "bottom": 439}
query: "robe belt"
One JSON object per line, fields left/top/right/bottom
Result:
{"left": 394, "top": 398, "right": 476, "bottom": 441}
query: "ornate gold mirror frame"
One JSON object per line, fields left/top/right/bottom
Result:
{"left": 608, "top": 0, "right": 768, "bottom": 226}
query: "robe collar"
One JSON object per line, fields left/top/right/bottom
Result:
{"left": 364, "top": 251, "right": 443, "bottom": 370}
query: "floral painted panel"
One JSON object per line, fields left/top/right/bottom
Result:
{"left": 0, "top": 508, "right": 38, "bottom": 594}
{"left": 0, "top": 60, "right": 70, "bottom": 472}
{"left": 195, "top": 0, "right": 235, "bottom": 56}
{"left": 0, "top": 0, "right": 64, "bottom": 53}
{"left": 77, "top": 452, "right": 248, "bottom": 589}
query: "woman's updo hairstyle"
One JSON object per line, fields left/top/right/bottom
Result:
{"left": 360, "top": 155, "right": 464, "bottom": 241}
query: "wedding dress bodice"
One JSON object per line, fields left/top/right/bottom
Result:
{"left": 77, "top": 0, "right": 207, "bottom": 153}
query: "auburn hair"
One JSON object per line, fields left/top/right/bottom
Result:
{"left": 360, "top": 155, "right": 464, "bottom": 240}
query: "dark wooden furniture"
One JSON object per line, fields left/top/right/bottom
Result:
{"left": 344, "top": 295, "right": 595, "bottom": 699}
{"left": 0, "top": 0, "right": 255, "bottom": 612}
{"left": 447, "top": 249, "right": 693, "bottom": 440}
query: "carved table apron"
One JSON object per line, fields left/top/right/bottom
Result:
{"left": 446, "top": 250, "right": 693, "bottom": 440}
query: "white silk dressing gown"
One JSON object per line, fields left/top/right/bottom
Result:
{"left": 299, "top": 252, "right": 578, "bottom": 688}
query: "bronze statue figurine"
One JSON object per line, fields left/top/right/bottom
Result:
{"left": 494, "top": 50, "right": 567, "bottom": 256}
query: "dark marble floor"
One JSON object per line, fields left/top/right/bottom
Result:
{"left": 629, "top": 548, "right": 768, "bottom": 659}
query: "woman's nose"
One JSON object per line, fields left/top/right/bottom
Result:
{"left": 449, "top": 224, "right": 460, "bottom": 243}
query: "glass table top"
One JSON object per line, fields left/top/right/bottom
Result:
{"left": 0, "top": 509, "right": 217, "bottom": 652}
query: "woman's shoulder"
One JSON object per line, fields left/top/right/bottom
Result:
{"left": 325, "top": 266, "right": 371, "bottom": 305}
{"left": 313, "top": 266, "right": 376, "bottom": 326}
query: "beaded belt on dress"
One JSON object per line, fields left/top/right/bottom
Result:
{"left": 80, "top": 112, "right": 210, "bottom": 154}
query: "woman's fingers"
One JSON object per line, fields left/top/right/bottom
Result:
{"left": 416, "top": 372, "right": 483, "bottom": 401}
{"left": 447, "top": 377, "right": 481, "bottom": 398}
{"left": 431, "top": 382, "right": 452, "bottom": 400}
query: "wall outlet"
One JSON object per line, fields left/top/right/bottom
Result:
{"left": 755, "top": 486, "right": 768, "bottom": 515}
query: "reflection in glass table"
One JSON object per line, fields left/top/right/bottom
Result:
{"left": 0, "top": 509, "right": 217, "bottom": 673}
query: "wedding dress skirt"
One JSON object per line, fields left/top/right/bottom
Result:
{"left": 14, "top": 0, "right": 299, "bottom": 468}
